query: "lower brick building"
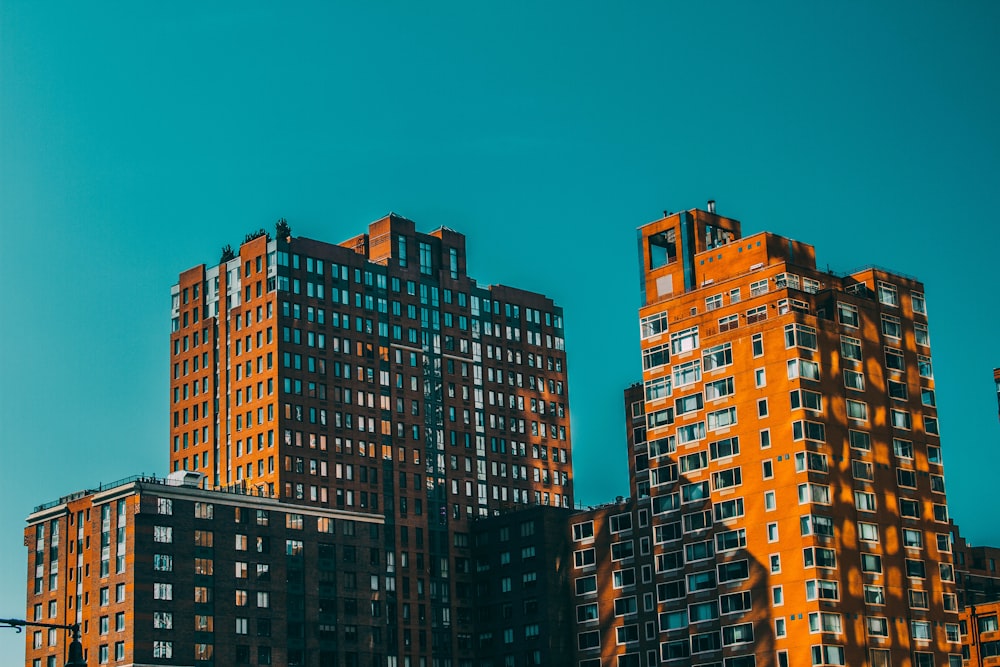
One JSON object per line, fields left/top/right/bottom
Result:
{"left": 24, "top": 471, "right": 385, "bottom": 667}
{"left": 468, "top": 505, "right": 576, "bottom": 667}
{"left": 959, "top": 600, "right": 1000, "bottom": 665}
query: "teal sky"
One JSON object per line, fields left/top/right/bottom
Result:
{"left": 2, "top": 2, "right": 999, "bottom": 661}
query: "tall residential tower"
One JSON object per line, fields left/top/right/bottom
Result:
{"left": 168, "top": 214, "right": 573, "bottom": 665}
{"left": 617, "top": 206, "right": 958, "bottom": 666}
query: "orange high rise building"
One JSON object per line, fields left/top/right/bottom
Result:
{"left": 627, "top": 204, "right": 959, "bottom": 666}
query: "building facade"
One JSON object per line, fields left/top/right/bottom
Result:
{"left": 622, "top": 206, "right": 960, "bottom": 666}
{"left": 167, "top": 214, "right": 573, "bottom": 665}
{"left": 468, "top": 505, "right": 577, "bottom": 667}
{"left": 23, "top": 472, "right": 385, "bottom": 667}
{"left": 959, "top": 600, "right": 1000, "bottom": 665}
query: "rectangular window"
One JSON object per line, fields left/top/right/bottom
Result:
{"left": 642, "top": 344, "right": 670, "bottom": 370}
{"left": 838, "top": 302, "right": 859, "bottom": 327}
{"left": 702, "top": 343, "right": 733, "bottom": 371}
{"left": 881, "top": 314, "right": 902, "bottom": 339}
{"left": 878, "top": 281, "right": 899, "bottom": 307}
{"left": 787, "top": 358, "right": 820, "bottom": 381}
{"left": 669, "top": 327, "right": 699, "bottom": 354}
{"left": 673, "top": 360, "right": 701, "bottom": 388}
{"left": 707, "top": 407, "right": 736, "bottom": 430}
{"left": 840, "top": 336, "right": 862, "bottom": 361}
{"left": 784, "top": 323, "right": 817, "bottom": 350}
{"left": 704, "top": 376, "right": 734, "bottom": 400}
{"left": 640, "top": 311, "right": 669, "bottom": 339}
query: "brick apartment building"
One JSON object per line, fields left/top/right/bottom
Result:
{"left": 959, "top": 600, "right": 1000, "bottom": 665}
{"left": 622, "top": 204, "right": 959, "bottom": 666}
{"left": 24, "top": 471, "right": 384, "bottom": 667}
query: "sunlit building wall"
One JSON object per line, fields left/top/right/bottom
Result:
{"left": 620, "top": 205, "right": 960, "bottom": 666}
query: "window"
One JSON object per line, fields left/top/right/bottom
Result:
{"left": 846, "top": 400, "right": 868, "bottom": 421}
{"left": 790, "top": 389, "right": 822, "bottom": 411}
{"left": 840, "top": 336, "right": 862, "bottom": 361}
{"left": 877, "top": 281, "right": 898, "bottom": 307}
{"left": 153, "top": 526, "right": 172, "bottom": 543}
{"left": 809, "top": 612, "right": 842, "bottom": 634}
{"left": 911, "top": 620, "right": 932, "bottom": 640}
{"left": 787, "top": 358, "right": 820, "bottom": 381}
{"left": 784, "top": 323, "right": 817, "bottom": 350}
{"left": 573, "top": 549, "right": 597, "bottom": 567}
{"left": 855, "top": 491, "right": 877, "bottom": 512}
{"left": 799, "top": 483, "right": 831, "bottom": 505}
{"left": 687, "top": 570, "right": 717, "bottom": 592}
{"left": 575, "top": 576, "right": 597, "bottom": 595}
{"left": 864, "top": 585, "right": 885, "bottom": 605}
{"left": 670, "top": 327, "right": 699, "bottom": 354}
{"left": 645, "top": 376, "right": 672, "bottom": 401}
{"left": 905, "top": 559, "right": 926, "bottom": 579}
{"left": 805, "top": 579, "right": 839, "bottom": 601}
{"left": 792, "top": 420, "right": 826, "bottom": 442}
{"left": 707, "top": 407, "right": 736, "bottom": 430}
{"left": 914, "top": 323, "right": 930, "bottom": 346}
{"left": 722, "top": 622, "right": 754, "bottom": 646}
{"left": 888, "top": 379, "right": 908, "bottom": 400}
{"left": 800, "top": 514, "right": 834, "bottom": 537}
{"left": 803, "top": 547, "right": 836, "bottom": 569}
{"left": 893, "top": 438, "right": 914, "bottom": 459}
{"left": 891, "top": 409, "right": 912, "bottom": 430}
{"left": 884, "top": 346, "right": 905, "bottom": 371}
{"left": 852, "top": 460, "right": 874, "bottom": 481}
{"left": 673, "top": 360, "right": 701, "bottom": 387}
{"left": 844, "top": 370, "right": 865, "bottom": 391}
{"left": 866, "top": 617, "right": 888, "bottom": 637}
{"left": 573, "top": 522, "right": 594, "bottom": 541}
{"left": 703, "top": 343, "right": 733, "bottom": 370}
{"left": 156, "top": 498, "right": 173, "bottom": 515}
{"left": 710, "top": 437, "right": 739, "bottom": 459}
{"left": 812, "top": 646, "right": 847, "bottom": 665}
{"left": 712, "top": 467, "right": 742, "bottom": 490}
{"left": 979, "top": 614, "right": 999, "bottom": 633}
{"left": 705, "top": 377, "right": 735, "bottom": 400}
{"left": 881, "top": 314, "right": 902, "bottom": 339}
{"left": 675, "top": 393, "right": 704, "bottom": 415}
{"left": 717, "top": 560, "right": 749, "bottom": 583}
{"left": 613, "top": 569, "right": 636, "bottom": 588}
{"left": 838, "top": 303, "right": 859, "bottom": 327}
{"left": 640, "top": 312, "right": 669, "bottom": 339}
{"left": 642, "top": 344, "right": 670, "bottom": 370}
{"left": 909, "top": 589, "right": 930, "bottom": 609}
{"left": 795, "top": 451, "right": 828, "bottom": 473}
{"left": 861, "top": 553, "right": 882, "bottom": 573}
{"left": 911, "top": 291, "right": 927, "bottom": 314}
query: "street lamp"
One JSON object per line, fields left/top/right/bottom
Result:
{"left": 1, "top": 617, "right": 86, "bottom": 667}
